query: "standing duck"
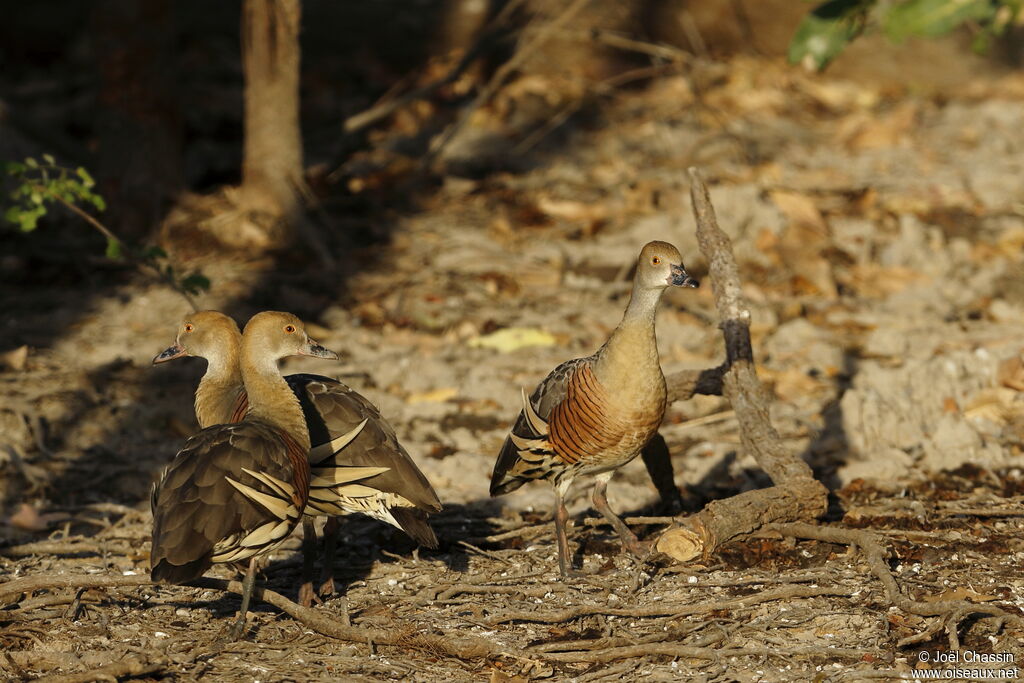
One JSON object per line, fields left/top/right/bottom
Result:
{"left": 490, "top": 241, "right": 699, "bottom": 576}
{"left": 150, "top": 311, "right": 337, "bottom": 636}
{"left": 154, "top": 311, "right": 441, "bottom": 606}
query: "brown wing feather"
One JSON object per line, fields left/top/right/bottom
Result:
{"left": 150, "top": 422, "right": 310, "bottom": 584}
{"left": 289, "top": 374, "right": 442, "bottom": 513}
{"left": 490, "top": 355, "right": 595, "bottom": 495}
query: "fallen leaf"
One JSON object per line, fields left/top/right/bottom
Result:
{"left": 963, "top": 387, "right": 1020, "bottom": 425}
{"left": 406, "top": 387, "right": 458, "bottom": 404}
{"left": 6, "top": 503, "right": 69, "bottom": 532}
{"left": 997, "top": 353, "right": 1024, "bottom": 392}
{"left": 468, "top": 327, "right": 558, "bottom": 353}
{"left": 0, "top": 345, "right": 28, "bottom": 372}
{"left": 770, "top": 190, "right": 828, "bottom": 234}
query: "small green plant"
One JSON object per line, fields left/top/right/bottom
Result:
{"left": 4, "top": 155, "right": 209, "bottom": 309}
{"left": 790, "top": 0, "right": 1023, "bottom": 71}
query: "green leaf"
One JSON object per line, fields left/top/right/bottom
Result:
{"left": 143, "top": 246, "right": 168, "bottom": 260}
{"left": 25, "top": 157, "right": 38, "bottom": 169}
{"left": 18, "top": 207, "right": 44, "bottom": 232}
{"left": 884, "top": 0, "right": 996, "bottom": 41}
{"left": 105, "top": 238, "right": 123, "bottom": 260}
{"left": 29, "top": 191, "right": 43, "bottom": 205}
{"left": 180, "top": 273, "right": 211, "bottom": 294}
{"left": 788, "top": 0, "right": 869, "bottom": 71}
{"left": 90, "top": 194, "right": 107, "bottom": 212}
{"left": 4, "top": 206, "right": 23, "bottom": 226}
{"left": 42, "top": 153, "right": 56, "bottom": 166}
{"left": 76, "top": 167, "right": 95, "bottom": 187}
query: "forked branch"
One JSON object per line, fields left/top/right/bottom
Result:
{"left": 655, "top": 168, "right": 828, "bottom": 563}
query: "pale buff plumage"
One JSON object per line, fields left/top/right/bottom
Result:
{"left": 490, "top": 241, "right": 699, "bottom": 576}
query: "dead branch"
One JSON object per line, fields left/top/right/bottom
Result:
{"left": 427, "top": 0, "right": 594, "bottom": 164}
{"left": 542, "top": 642, "right": 874, "bottom": 665}
{"left": 31, "top": 653, "right": 171, "bottom": 683}
{"left": 487, "top": 584, "right": 851, "bottom": 625}
{"left": 342, "top": 0, "right": 526, "bottom": 135}
{"left": 0, "top": 573, "right": 525, "bottom": 661}
{"left": 773, "top": 522, "right": 1024, "bottom": 648}
{"left": 655, "top": 168, "right": 828, "bottom": 563}
{"left": 0, "top": 574, "right": 152, "bottom": 606}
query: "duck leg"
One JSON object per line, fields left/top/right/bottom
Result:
{"left": 228, "top": 557, "right": 258, "bottom": 639}
{"left": 298, "top": 518, "right": 320, "bottom": 607}
{"left": 591, "top": 472, "right": 646, "bottom": 558}
{"left": 553, "top": 484, "right": 579, "bottom": 578}
{"left": 318, "top": 516, "right": 339, "bottom": 598}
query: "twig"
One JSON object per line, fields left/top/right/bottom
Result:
{"left": 0, "top": 573, "right": 527, "bottom": 661}
{"left": 342, "top": 8, "right": 518, "bottom": 135}
{"left": 457, "top": 540, "right": 514, "bottom": 566}
{"left": 30, "top": 652, "right": 170, "bottom": 683}
{"left": 427, "top": 0, "right": 594, "bottom": 164}
{"left": 772, "top": 523, "right": 1024, "bottom": 648}
{"left": 28, "top": 181, "right": 200, "bottom": 311}
{"left": 543, "top": 641, "right": 872, "bottom": 664}
{"left": 487, "top": 584, "right": 851, "bottom": 625}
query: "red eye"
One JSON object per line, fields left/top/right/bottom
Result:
{"left": 184, "top": 323, "right": 194, "bottom": 333}
{"left": 284, "top": 325, "right": 296, "bottom": 334}
{"left": 652, "top": 256, "right": 661, "bottom": 265}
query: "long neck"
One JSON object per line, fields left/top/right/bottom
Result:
{"left": 239, "top": 346, "right": 310, "bottom": 451}
{"left": 595, "top": 284, "right": 665, "bottom": 388}
{"left": 194, "top": 350, "right": 243, "bottom": 429}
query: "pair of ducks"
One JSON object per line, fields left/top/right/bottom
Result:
{"left": 149, "top": 311, "right": 441, "bottom": 636}
{"left": 149, "top": 241, "right": 697, "bottom": 633}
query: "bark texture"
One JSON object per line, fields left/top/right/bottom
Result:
{"left": 239, "top": 0, "right": 304, "bottom": 249}
{"left": 655, "top": 169, "right": 829, "bottom": 562}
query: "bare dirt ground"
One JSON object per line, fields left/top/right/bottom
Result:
{"left": 4, "top": 51, "right": 1024, "bottom": 681}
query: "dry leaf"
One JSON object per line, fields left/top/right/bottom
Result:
{"left": 6, "top": 503, "right": 69, "bottom": 532}
{"left": 997, "top": 353, "right": 1024, "bottom": 392}
{"left": 770, "top": 190, "right": 827, "bottom": 234}
{"left": 536, "top": 196, "right": 605, "bottom": 223}
{"left": 490, "top": 670, "right": 528, "bottom": 683}
{"left": 0, "top": 345, "right": 28, "bottom": 372}
{"left": 840, "top": 264, "right": 927, "bottom": 298}
{"left": 469, "top": 327, "right": 558, "bottom": 353}
{"left": 963, "top": 387, "right": 1020, "bottom": 425}
{"left": 406, "top": 387, "right": 458, "bottom": 404}
{"left": 759, "top": 366, "right": 825, "bottom": 402}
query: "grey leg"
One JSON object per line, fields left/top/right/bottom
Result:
{"left": 227, "top": 557, "right": 258, "bottom": 639}
{"left": 592, "top": 472, "right": 646, "bottom": 558}
{"left": 297, "top": 518, "right": 319, "bottom": 607}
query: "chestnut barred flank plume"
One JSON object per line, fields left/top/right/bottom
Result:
{"left": 491, "top": 241, "right": 697, "bottom": 576}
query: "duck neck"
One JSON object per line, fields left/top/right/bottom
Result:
{"left": 595, "top": 285, "right": 665, "bottom": 390}
{"left": 239, "top": 347, "right": 310, "bottom": 452}
{"left": 194, "top": 349, "right": 243, "bottom": 429}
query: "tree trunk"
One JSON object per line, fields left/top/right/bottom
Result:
{"left": 239, "top": 0, "right": 304, "bottom": 249}
{"left": 93, "top": 0, "right": 182, "bottom": 241}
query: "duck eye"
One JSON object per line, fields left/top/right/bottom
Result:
{"left": 183, "top": 323, "right": 194, "bottom": 333}
{"left": 652, "top": 256, "right": 661, "bottom": 265}
{"left": 284, "top": 325, "right": 296, "bottom": 334}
